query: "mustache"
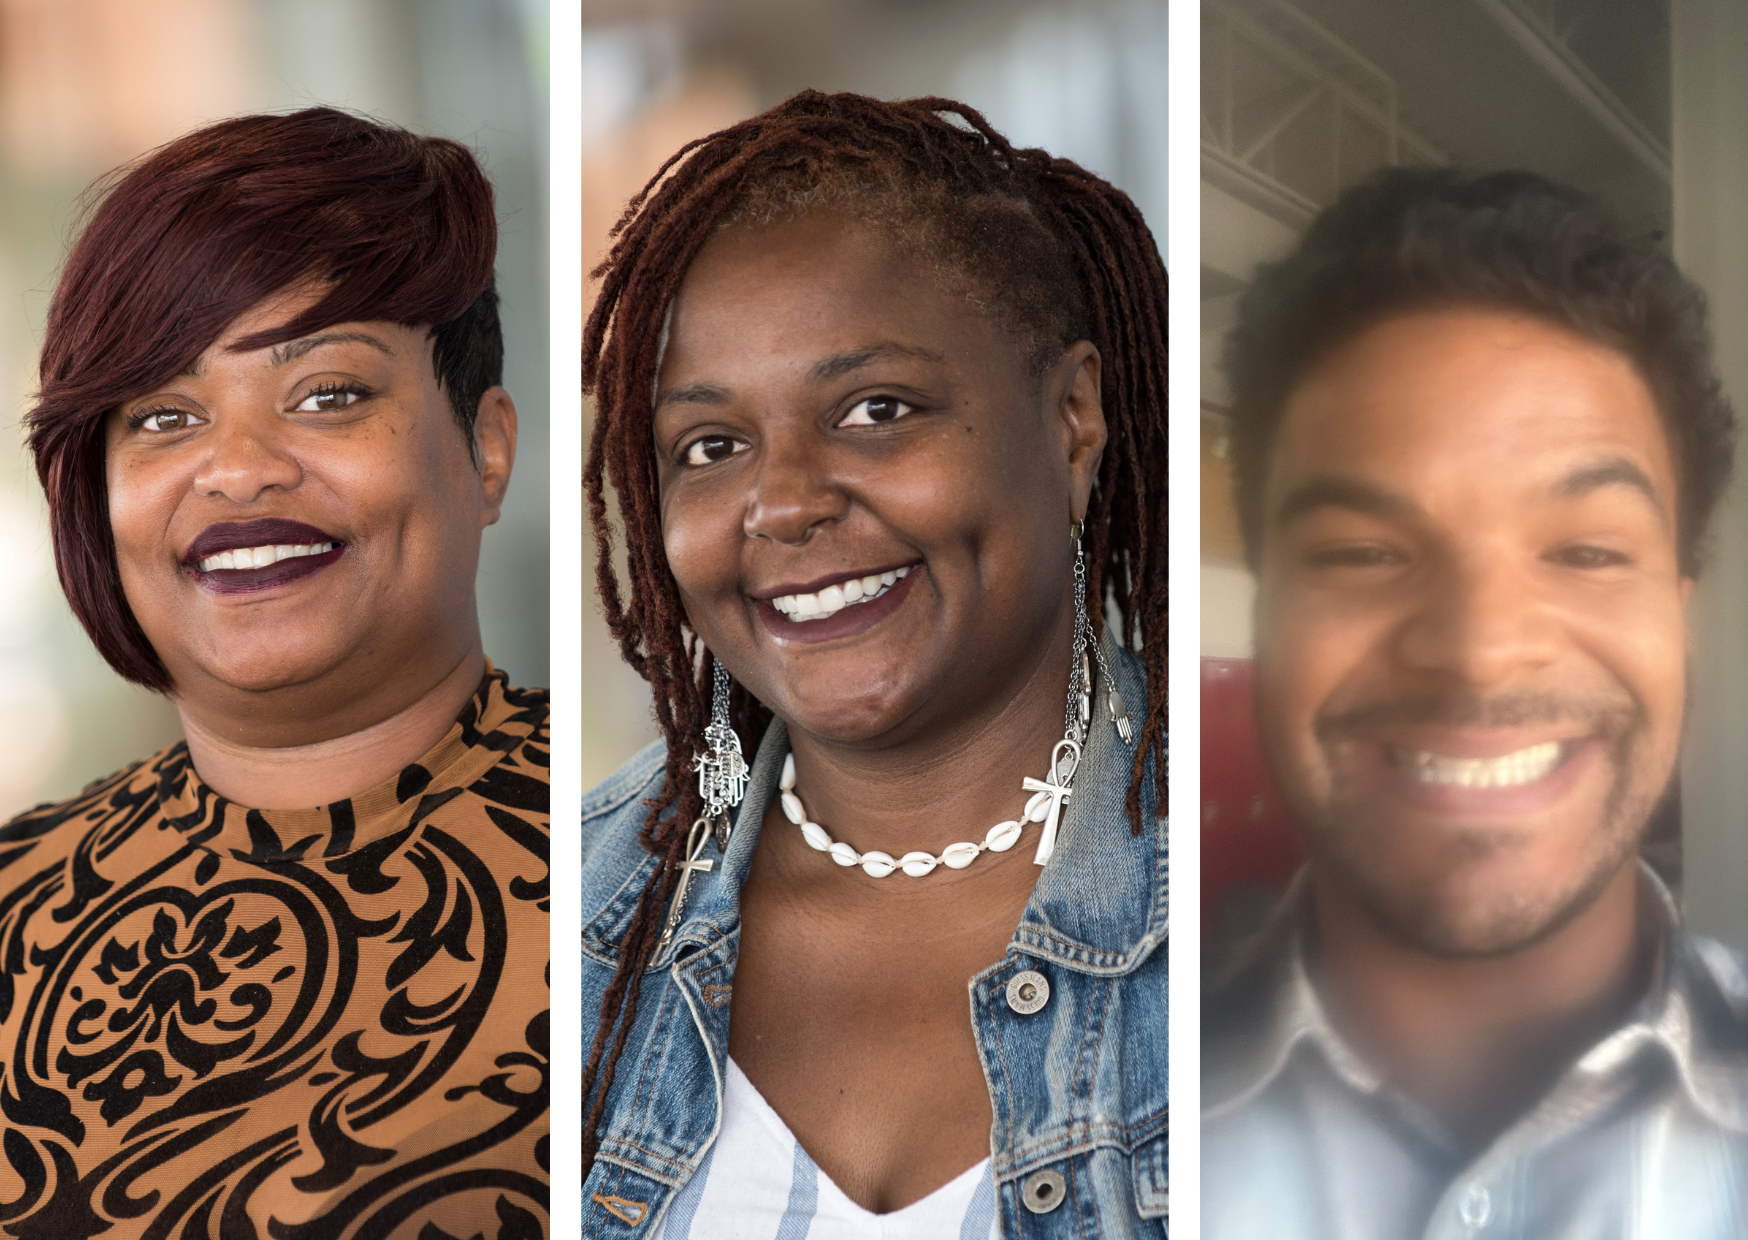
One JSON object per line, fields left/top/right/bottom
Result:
{"left": 1314, "top": 690, "right": 1645, "bottom": 741}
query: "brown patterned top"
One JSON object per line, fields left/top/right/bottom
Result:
{"left": 0, "top": 665, "right": 549, "bottom": 1239}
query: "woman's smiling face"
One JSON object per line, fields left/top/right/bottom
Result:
{"left": 104, "top": 284, "right": 512, "bottom": 709}
{"left": 653, "top": 212, "right": 1106, "bottom": 745}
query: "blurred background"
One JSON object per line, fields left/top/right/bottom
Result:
{"left": 0, "top": 0, "right": 549, "bottom": 817}
{"left": 1197, "top": 0, "right": 1748, "bottom": 955}
{"left": 578, "top": 0, "right": 1170, "bottom": 787}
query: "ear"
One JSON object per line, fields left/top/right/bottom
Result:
{"left": 1051, "top": 341, "right": 1108, "bottom": 524}
{"left": 472, "top": 386, "right": 518, "bottom": 526}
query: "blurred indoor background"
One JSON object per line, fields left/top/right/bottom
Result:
{"left": 1198, "top": 0, "right": 1748, "bottom": 956}
{"left": 0, "top": 0, "right": 549, "bottom": 816}
{"left": 579, "top": 0, "right": 1170, "bottom": 788}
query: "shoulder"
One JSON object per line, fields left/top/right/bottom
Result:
{"left": 0, "top": 747, "right": 170, "bottom": 853}
{"left": 580, "top": 739, "right": 669, "bottom": 869}
{"left": 1681, "top": 931, "right": 1748, "bottom": 1028}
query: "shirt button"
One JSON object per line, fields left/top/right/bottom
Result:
{"left": 1006, "top": 970, "right": 1050, "bottom": 1015}
{"left": 1021, "top": 1168, "right": 1067, "bottom": 1214}
{"left": 1458, "top": 1183, "right": 1491, "bottom": 1230}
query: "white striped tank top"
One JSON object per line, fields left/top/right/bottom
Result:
{"left": 653, "top": 1058, "right": 1001, "bottom": 1239}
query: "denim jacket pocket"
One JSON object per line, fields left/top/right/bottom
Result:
{"left": 1131, "top": 1122, "right": 1168, "bottom": 1219}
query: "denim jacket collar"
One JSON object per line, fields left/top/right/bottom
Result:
{"left": 588, "top": 629, "right": 1165, "bottom": 978}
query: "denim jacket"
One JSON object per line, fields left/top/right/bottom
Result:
{"left": 580, "top": 639, "right": 1167, "bottom": 1238}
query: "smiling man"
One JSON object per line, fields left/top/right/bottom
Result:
{"left": 1203, "top": 169, "right": 1746, "bottom": 1238}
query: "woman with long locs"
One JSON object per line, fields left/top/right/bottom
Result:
{"left": 580, "top": 92, "right": 1166, "bottom": 1236}
{"left": 3, "top": 110, "right": 549, "bottom": 1236}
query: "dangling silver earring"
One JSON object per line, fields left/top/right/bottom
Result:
{"left": 658, "top": 658, "right": 749, "bottom": 949}
{"left": 1069, "top": 521, "right": 1134, "bottom": 747}
{"left": 698, "top": 659, "right": 748, "bottom": 840}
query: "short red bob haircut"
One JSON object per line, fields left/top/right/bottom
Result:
{"left": 26, "top": 107, "right": 499, "bottom": 693}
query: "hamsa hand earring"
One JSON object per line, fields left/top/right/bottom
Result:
{"left": 697, "top": 659, "right": 749, "bottom": 841}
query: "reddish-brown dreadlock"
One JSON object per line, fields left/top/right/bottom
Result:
{"left": 581, "top": 90, "right": 1167, "bottom": 1168}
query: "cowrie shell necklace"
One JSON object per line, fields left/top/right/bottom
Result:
{"left": 778, "top": 739, "right": 1083, "bottom": 877}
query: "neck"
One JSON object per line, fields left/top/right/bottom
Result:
{"left": 1313, "top": 861, "right": 1648, "bottom": 1147}
{"left": 177, "top": 642, "right": 486, "bottom": 810}
{"left": 783, "top": 610, "right": 1080, "bottom": 865}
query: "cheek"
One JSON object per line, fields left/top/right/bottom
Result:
{"left": 660, "top": 488, "right": 742, "bottom": 601}
{"left": 105, "top": 455, "right": 183, "bottom": 570}
{"left": 1571, "top": 588, "right": 1689, "bottom": 735}
{"left": 1254, "top": 578, "right": 1388, "bottom": 733}
{"left": 335, "top": 420, "right": 473, "bottom": 545}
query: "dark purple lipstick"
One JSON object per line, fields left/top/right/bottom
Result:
{"left": 184, "top": 518, "right": 345, "bottom": 595}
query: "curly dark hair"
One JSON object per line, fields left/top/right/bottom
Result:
{"left": 1225, "top": 167, "right": 1735, "bottom": 576}
{"left": 580, "top": 90, "right": 1168, "bottom": 1168}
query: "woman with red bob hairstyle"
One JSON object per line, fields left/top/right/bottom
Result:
{"left": 0, "top": 108, "right": 548, "bottom": 1237}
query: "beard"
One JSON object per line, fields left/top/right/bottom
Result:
{"left": 1293, "top": 687, "right": 1662, "bottom": 959}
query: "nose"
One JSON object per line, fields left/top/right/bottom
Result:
{"left": 191, "top": 417, "right": 302, "bottom": 504}
{"left": 1392, "top": 550, "right": 1561, "bottom": 690}
{"left": 742, "top": 429, "right": 848, "bottom": 545}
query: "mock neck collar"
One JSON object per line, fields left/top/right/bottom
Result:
{"left": 154, "top": 662, "right": 539, "bottom": 863}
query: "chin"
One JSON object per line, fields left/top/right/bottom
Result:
{"left": 178, "top": 637, "right": 351, "bottom": 696}
{"left": 784, "top": 696, "right": 909, "bottom": 745}
{"left": 1329, "top": 826, "right": 1640, "bottom": 959}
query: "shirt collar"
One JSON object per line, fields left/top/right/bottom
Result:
{"left": 155, "top": 661, "right": 538, "bottom": 862}
{"left": 660, "top": 630, "right": 1164, "bottom": 972}
{"left": 1204, "top": 860, "right": 1748, "bottom": 1135}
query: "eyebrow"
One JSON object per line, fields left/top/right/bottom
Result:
{"left": 807, "top": 341, "right": 943, "bottom": 383}
{"left": 655, "top": 381, "right": 732, "bottom": 410}
{"left": 269, "top": 331, "right": 394, "bottom": 367}
{"left": 1273, "top": 457, "right": 1670, "bottom": 531}
{"left": 1552, "top": 456, "right": 1667, "bottom": 522}
{"left": 1273, "top": 474, "right": 1420, "bottom": 529}
{"left": 654, "top": 340, "right": 944, "bottom": 410}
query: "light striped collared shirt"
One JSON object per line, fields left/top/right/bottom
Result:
{"left": 1204, "top": 864, "right": 1748, "bottom": 1239}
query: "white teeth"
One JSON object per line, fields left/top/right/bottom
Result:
{"left": 197, "top": 542, "right": 334, "bottom": 573}
{"left": 1399, "top": 741, "right": 1564, "bottom": 789}
{"left": 772, "top": 565, "right": 912, "bottom": 622}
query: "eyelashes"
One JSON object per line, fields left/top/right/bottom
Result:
{"left": 292, "top": 381, "right": 371, "bottom": 413}
{"left": 123, "top": 381, "right": 375, "bottom": 434}
{"left": 676, "top": 393, "right": 922, "bottom": 467}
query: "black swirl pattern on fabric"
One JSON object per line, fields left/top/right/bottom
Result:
{"left": 0, "top": 668, "right": 548, "bottom": 1239}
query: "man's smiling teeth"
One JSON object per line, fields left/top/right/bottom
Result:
{"left": 772, "top": 566, "right": 911, "bottom": 621}
{"left": 1396, "top": 741, "right": 1565, "bottom": 789}
{"left": 197, "top": 543, "right": 335, "bottom": 572}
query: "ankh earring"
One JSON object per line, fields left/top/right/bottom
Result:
{"left": 658, "top": 658, "right": 749, "bottom": 949}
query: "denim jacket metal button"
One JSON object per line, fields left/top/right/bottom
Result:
{"left": 581, "top": 639, "right": 1167, "bottom": 1237}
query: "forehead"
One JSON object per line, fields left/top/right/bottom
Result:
{"left": 1267, "top": 308, "right": 1675, "bottom": 509}
{"left": 660, "top": 212, "right": 1007, "bottom": 376}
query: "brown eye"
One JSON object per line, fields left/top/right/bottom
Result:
{"left": 138, "top": 410, "right": 205, "bottom": 432}
{"left": 839, "top": 396, "right": 914, "bottom": 426}
{"left": 682, "top": 435, "right": 746, "bottom": 467}
{"left": 294, "top": 387, "right": 363, "bottom": 412}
